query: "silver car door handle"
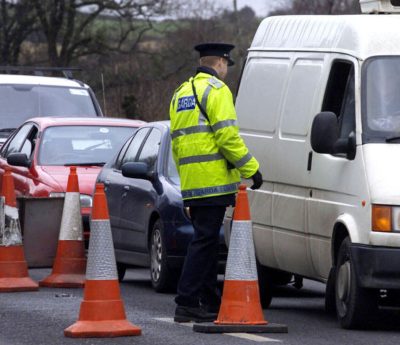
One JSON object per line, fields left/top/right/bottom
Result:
{"left": 104, "top": 180, "right": 110, "bottom": 185}
{"left": 124, "top": 185, "right": 130, "bottom": 191}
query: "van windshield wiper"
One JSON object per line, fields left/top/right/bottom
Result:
{"left": 64, "top": 162, "right": 105, "bottom": 166}
{"left": 385, "top": 136, "right": 400, "bottom": 142}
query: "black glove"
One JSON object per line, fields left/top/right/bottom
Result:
{"left": 250, "top": 170, "right": 263, "bottom": 190}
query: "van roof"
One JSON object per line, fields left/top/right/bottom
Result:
{"left": 251, "top": 15, "right": 400, "bottom": 60}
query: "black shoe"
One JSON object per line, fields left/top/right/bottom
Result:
{"left": 201, "top": 304, "right": 220, "bottom": 313}
{"left": 174, "top": 306, "right": 217, "bottom": 323}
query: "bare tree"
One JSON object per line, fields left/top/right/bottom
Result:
{"left": 0, "top": 0, "right": 38, "bottom": 65}
{"left": 32, "top": 0, "right": 171, "bottom": 67}
{"left": 104, "top": 0, "right": 260, "bottom": 120}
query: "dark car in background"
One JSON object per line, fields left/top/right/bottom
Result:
{"left": 96, "top": 121, "right": 227, "bottom": 292}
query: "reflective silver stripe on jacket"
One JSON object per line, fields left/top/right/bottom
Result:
{"left": 212, "top": 119, "right": 237, "bottom": 131}
{"left": 234, "top": 152, "right": 253, "bottom": 168}
{"left": 182, "top": 182, "right": 240, "bottom": 199}
{"left": 198, "top": 84, "right": 213, "bottom": 123}
{"left": 171, "top": 125, "right": 212, "bottom": 139}
{"left": 179, "top": 153, "right": 224, "bottom": 165}
{"left": 201, "top": 85, "right": 212, "bottom": 111}
{"left": 171, "top": 119, "right": 237, "bottom": 139}
{"left": 208, "top": 77, "right": 224, "bottom": 89}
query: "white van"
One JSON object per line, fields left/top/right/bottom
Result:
{"left": 234, "top": 0, "right": 400, "bottom": 329}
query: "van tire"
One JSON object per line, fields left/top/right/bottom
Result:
{"left": 256, "top": 260, "right": 273, "bottom": 308}
{"left": 335, "top": 237, "right": 378, "bottom": 329}
{"left": 325, "top": 267, "right": 336, "bottom": 314}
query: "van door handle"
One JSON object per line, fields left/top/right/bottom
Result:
{"left": 104, "top": 180, "right": 110, "bottom": 185}
{"left": 307, "top": 151, "right": 313, "bottom": 171}
{"left": 124, "top": 185, "right": 130, "bottom": 191}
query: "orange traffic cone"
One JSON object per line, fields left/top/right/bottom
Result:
{"left": 40, "top": 166, "right": 86, "bottom": 288}
{"left": 64, "top": 183, "right": 141, "bottom": 338}
{"left": 0, "top": 167, "right": 38, "bottom": 292}
{"left": 193, "top": 185, "right": 287, "bottom": 333}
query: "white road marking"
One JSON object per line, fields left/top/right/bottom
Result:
{"left": 154, "top": 318, "right": 281, "bottom": 342}
{"left": 225, "top": 333, "right": 281, "bottom": 342}
{"left": 154, "top": 317, "right": 193, "bottom": 327}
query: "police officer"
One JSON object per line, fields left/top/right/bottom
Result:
{"left": 169, "top": 42, "right": 263, "bottom": 323}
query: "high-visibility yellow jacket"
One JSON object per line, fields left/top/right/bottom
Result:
{"left": 169, "top": 71, "right": 259, "bottom": 201}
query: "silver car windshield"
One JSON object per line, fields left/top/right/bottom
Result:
{"left": 363, "top": 57, "right": 400, "bottom": 139}
{"left": 0, "top": 85, "right": 98, "bottom": 129}
{"left": 38, "top": 125, "right": 137, "bottom": 166}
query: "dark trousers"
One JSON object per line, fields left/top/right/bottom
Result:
{"left": 175, "top": 205, "right": 226, "bottom": 307}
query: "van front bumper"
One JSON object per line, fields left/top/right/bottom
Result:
{"left": 351, "top": 244, "right": 400, "bottom": 289}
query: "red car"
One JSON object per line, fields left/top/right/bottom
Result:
{"left": 0, "top": 117, "right": 145, "bottom": 234}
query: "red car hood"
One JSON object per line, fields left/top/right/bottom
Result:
{"left": 40, "top": 166, "right": 102, "bottom": 195}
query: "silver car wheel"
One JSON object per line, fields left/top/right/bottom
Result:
{"left": 151, "top": 227, "right": 162, "bottom": 283}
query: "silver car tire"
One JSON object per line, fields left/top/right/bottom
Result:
{"left": 150, "top": 219, "right": 177, "bottom": 292}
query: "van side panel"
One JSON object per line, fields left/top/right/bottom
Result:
{"left": 250, "top": 183, "right": 277, "bottom": 267}
{"left": 236, "top": 55, "right": 290, "bottom": 181}
{"left": 272, "top": 55, "right": 324, "bottom": 277}
{"left": 236, "top": 54, "right": 290, "bottom": 269}
{"left": 237, "top": 53, "right": 325, "bottom": 277}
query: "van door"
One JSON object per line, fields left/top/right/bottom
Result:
{"left": 272, "top": 53, "right": 325, "bottom": 277}
{"left": 307, "top": 56, "right": 369, "bottom": 280}
{"left": 235, "top": 53, "right": 291, "bottom": 269}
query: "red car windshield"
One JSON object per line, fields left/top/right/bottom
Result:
{"left": 38, "top": 125, "right": 137, "bottom": 166}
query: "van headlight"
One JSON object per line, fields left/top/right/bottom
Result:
{"left": 80, "top": 194, "right": 92, "bottom": 208}
{"left": 372, "top": 204, "right": 400, "bottom": 232}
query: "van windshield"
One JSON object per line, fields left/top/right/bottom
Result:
{"left": 363, "top": 56, "right": 400, "bottom": 142}
{"left": 0, "top": 85, "right": 98, "bottom": 138}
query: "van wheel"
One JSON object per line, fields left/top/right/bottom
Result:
{"left": 117, "top": 262, "right": 127, "bottom": 282}
{"left": 150, "top": 219, "right": 177, "bottom": 292}
{"left": 325, "top": 267, "right": 336, "bottom": 314}
{"left": 256, "top": 260, "right": 273, "bottom": 308}
{"left": 335, "top": 237, "right": 378, "bottom": 328}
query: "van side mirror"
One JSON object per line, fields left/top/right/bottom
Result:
{"left": 311, "top": 112, "right": 356, "bottom": 160}
{"left": 7, "top": 153, "right": 31, "bottom": 168}
{"left": 347, "top": 132, "right": 356, "bottom": 160}
{"left": 311, "top": 112, "right": 339, "bottom": 154}
{"left": 332, "top": 131, "right": 356, "bottom": 161}
{"left": 121, "top": 162, "right": 152, "bottom": 180}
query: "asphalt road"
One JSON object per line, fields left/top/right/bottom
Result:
{"left": 1, "top": 268, "right": 400, "bottom": 345}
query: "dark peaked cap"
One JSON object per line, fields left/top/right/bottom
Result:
{"left": 194, "top": 43, "right": 235, "bottom": 66}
